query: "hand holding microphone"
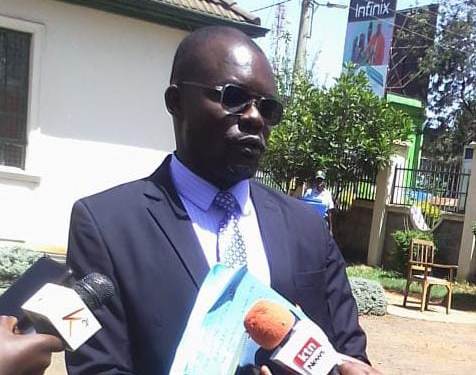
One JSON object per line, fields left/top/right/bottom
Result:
{"left": 244, "top": 300, "right": 381, "bottom": 375}
{"left": 0, "top": 256, "right": 116, "bottom": 374}
{"left": 0, "top": 315, "right": 64, "bottom": 375}
{"left": 21, "top": 272, "right": 115, "bottom": 351}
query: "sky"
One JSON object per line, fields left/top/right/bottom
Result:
{"left": 236, "top": 0, "right": 438, "bottom": 86}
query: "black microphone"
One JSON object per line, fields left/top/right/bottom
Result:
{"left": 73, "top": 272, "right": 115, "bottom": 310}
{"left": 0, "top": 257, "right": 115, "bottom": 351}
{"left": 21, "top": 271, "right": 115, "bottom": 351}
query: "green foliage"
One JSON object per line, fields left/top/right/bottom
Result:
{"left": 347, "top": 265, "right": 476, "bottom": 306}
{"left": 347, "top": 264, "right": 400, "bottom": 280}
{"left": 0, "top": 245, "right": 41, "bottom": 293}
{"left": 262, "top": 67, "right": 413, "bottom": 188}
{"left": 349, "top": 277, "right": 387, "bottom": 316}
{"left": 418, "top": 0, "right": 476, "bottom": 161}
{"left": 390, "top": 230, "right": 434, "bottom": 273}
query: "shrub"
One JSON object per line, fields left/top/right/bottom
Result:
{"left": 0, "top": 245, "right": 41, "bottom": 293}
{"left": 390, "top": 230, "right": 434, "bottom": 274}
{"left": 349, "top": 277, "right": 387, "bottom": 316}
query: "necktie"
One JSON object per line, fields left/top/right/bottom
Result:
{"left": 214, "top": 191, "right": 247, "bottom": 268}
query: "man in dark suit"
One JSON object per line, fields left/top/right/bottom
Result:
{"left": 66, "top": 27, "right": 377, "bottom": 374}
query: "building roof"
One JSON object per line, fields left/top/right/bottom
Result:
{"left": 161, "top": 0, "right": 259, "bottom": 24}
{"left": 59, "top": 0, "right": 268, "bottom": 37}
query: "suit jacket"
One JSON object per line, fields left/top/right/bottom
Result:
{"left": 65, "top": 156, "right": 367, "bottom": 374}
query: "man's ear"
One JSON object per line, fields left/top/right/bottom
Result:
{"left": 165, "top": 85, "right": 181, "bottom": 116}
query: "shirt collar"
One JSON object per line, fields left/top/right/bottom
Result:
{"left": 170, "top": 154, "right": 251, "bottom": 215}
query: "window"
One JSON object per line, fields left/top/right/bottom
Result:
{"left": 0, "top": 27, "right": 31, "bottom": 169}
{"left": 464, "top": 147, "right": 473, "bottom": 161}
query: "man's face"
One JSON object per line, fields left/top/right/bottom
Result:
{"left": 316, "top": 178, "right": 325, "bottom": 190}
{"left": 172, "top": 38, "right": 278, "bottom": 189}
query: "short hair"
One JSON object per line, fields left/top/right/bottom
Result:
{"left": 170, "top": 26, "right": 265, "bottom": 84}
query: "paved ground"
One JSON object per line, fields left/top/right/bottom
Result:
{"left": 47, "top": 292, "right": 476, "bottom": 375}
{"left": 385, "top": 290, "right": 476, "bottom": 324}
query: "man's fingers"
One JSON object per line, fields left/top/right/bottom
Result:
{"left": 339, "top": 361, "right": 383, "bottom": 375}
{"left": 259, "top": 365, "right": 273, "bottom": 375}
{"left": 35, "top": 334, "right": 65, "bottom": 353}
{"left": 0, "top": 315, "right": 18, "bottom": 332}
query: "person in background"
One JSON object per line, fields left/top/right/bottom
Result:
{"left": 0, "top": 315, "right": 64, "bottom": 375}
{"left": 368, "top": 23, "right": 385, "bottom": 65}
{"left": 303, "top": 170, "right": 335, "bottom": 235}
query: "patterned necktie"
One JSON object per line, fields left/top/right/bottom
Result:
{"left": 213, "top": 191, "right": 247, "bottom": 268}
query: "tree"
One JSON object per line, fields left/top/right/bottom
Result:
{"left": 421, "top": 0, "right": 476, "bottom": 160}
{"left": 262, "top": 67, "right": 413, "bottom": 191}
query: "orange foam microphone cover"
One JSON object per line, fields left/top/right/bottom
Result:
{"left": 244, "top": 300, "right": 295, "bottom": 350}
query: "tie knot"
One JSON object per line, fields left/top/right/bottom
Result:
{"left": 213, "top": 191, "right": 238, "bottom": 214}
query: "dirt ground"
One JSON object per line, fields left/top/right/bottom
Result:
{"left": 360, "top": 314, "right": 476, "bottom": 374}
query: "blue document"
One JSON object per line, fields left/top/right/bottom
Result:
{"left": 170, "top": 265, "right": 306, "bottom": 375}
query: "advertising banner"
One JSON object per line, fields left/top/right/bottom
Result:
{"left": 342, "top": 0, "right": 398, "bottom": 96}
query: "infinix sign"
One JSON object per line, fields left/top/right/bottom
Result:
{"left": 355, "top": 1, "right": 390, "bottom": 17}
{"left": 348, "top": 0, "right": 396, "bottom": 22}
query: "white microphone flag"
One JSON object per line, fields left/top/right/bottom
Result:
{"left": 22, "top": 283, "right": 101, "bottom": 351}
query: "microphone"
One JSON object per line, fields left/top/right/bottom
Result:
{"left": 0, "top": 257, "right": 74, "bottom": 324}
{"left": 72, "top": 272, "right": 115, "bottom": 310}
{"left": 21, "top": 272, "right": 115, "bottom": 351}
{"left": 244, "top": 300, "right": 342, "bottom": 375}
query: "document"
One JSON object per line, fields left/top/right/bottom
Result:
{"left": 170, "top": 265, "right": 306, "bottom": 375}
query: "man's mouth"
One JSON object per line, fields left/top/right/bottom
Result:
{"left": 233, "top": 137, "right": 266, "bottom": 155}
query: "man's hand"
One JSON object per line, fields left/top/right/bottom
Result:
{"left": 338, "top": 361, "right": 382, "bottom": 374}
{"left": 0, "top": 315, "right": 64, "bottom": 375}
{"left": 337, "top": 355, "right": 382, "bottom": 375}
{"left": 258, "top": 359, "right": 382, "bottom": 375}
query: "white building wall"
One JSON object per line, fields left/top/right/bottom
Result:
{"left": 0, "top": 0, "right": 187, "bottom": 246}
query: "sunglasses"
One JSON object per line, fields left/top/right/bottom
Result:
{"left": 179, "top": 81, "right": 283, "bottom": 126}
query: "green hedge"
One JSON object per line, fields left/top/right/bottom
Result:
{"left": 349, "top": 277, "right": 387, "bottom": 316}
{"left": 0, "top": 245, "right": 41, "bottom": 294}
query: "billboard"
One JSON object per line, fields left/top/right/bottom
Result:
{"left": 342, "top": 0, "right": 398, "bottom": 96}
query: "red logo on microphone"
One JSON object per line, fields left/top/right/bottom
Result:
{"left": 293, "top": 337, "right": 322, "bottom": 367}
{"left": 62, "top": 308, "right": 85, "bottom": 337}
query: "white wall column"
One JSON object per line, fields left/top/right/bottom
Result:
{"left": 457, "top": 142, "right": 476, "bottom": 281}
{"left": 367, "top": 142, "right": 408, "bottom": 265}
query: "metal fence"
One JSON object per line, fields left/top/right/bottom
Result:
{"left": 254, "top": 168, "right": 378, "bottom": 211}
{"left": 327, "top": 168, "right": 378, "bottom": 211}
{"left": 253, "top": 170, "right": 287, "bottom": 193}
{"left": 391, "top": 162, "right": 471, "bottom": 228}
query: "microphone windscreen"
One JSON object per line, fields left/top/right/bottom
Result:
{"left": 73, "top": 273, "right": 115, "bottom": 310}
{"left": 244, "top": 300, "right": 295, "bottom": 350}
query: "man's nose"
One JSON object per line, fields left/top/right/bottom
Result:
{"left": 239, "top": 100, "right": 265, "bottom": 132}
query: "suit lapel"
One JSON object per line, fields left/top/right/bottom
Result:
{"left": 143, "top": 156, "right": 209, "bottom": 289}
{"left": 250, "top": 183, "right": 293, "bottom": 296}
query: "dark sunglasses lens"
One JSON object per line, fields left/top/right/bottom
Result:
{"left": 260, "top": 99, "right": 283, "bottom": 125}
{"left": 222, "top": 85, "right": 251, "bottom": 111}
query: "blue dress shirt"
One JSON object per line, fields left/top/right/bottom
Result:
{"left": 170, "top": 154, "right": 270, "bottom": 285}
